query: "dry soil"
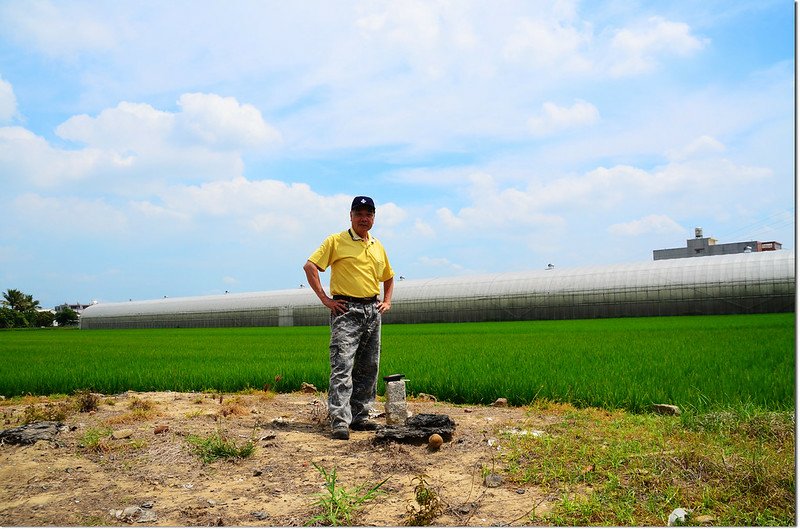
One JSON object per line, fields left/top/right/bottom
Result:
{"left": 0, "top": 390, "right": 563, "bottom": 526}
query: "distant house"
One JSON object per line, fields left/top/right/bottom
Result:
{"left": 653, "top": 228, "right": 782, "bottom": 260}
{"left": 54, "top": 302, "right": 96, "bottom": 316}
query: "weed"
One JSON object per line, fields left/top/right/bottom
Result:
{"left": 501, "top": 405, "right": 795, "bottom": 526}
{"left": 80, "top": 427, "right": 113, "bottom": 452}
{"left": 219, "top": 397, "right": 248, "bottom": 417}
{"left": 405, "top": 474, "right": 443, "bottom": 526}
{"left": 306, "top": 463, "right": 388, "bottom": 526}
{"left": 105, "top": 396, "right": 159, "bottom": 425}
{"left": 186, "top": 432, "right": 255, "bottom": 463}
{"left": 21, "top": 401, "right": 70, "bottom": 424}
{"left": 73, "top": 389, "right": 99, "bottom": 413}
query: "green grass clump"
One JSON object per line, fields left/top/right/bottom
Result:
{"left": 186, "top": 432, "right": 255, "bottom": 463}
{"left": 306, "top": 463, "right": 388, "bottom": 526}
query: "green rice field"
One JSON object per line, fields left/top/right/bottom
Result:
{"left": 0, "top": 313, "right": 794, "bottom": 413}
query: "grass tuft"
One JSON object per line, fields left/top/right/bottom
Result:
{"left": 186, "top": 432, "right": 255, "bottom": 463}
{"left": 306, "top": 463, "right": 388, "bottom": 526}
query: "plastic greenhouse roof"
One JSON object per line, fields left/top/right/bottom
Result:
{"left": 81, "top": 250, "right": 794, "bottom": 319}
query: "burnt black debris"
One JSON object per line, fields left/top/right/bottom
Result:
{"left": 374, "top": 413, "right": 456, "bottom": 443}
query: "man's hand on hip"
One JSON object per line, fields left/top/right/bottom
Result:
{"left": 323, "top": 296, "right": 348, "bottom": 315}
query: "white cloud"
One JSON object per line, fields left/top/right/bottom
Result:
{"left": 607, "top": 16, "right": 707, "bottom": 76}
{"left": 0, "top": 78, "right": 18, "bottom": 122}
{"left": 4, "top": 93, "right": 281, "bottom": 190}
{"left": 609, "top": 214, "right": 685, "bottom": 236}
{"left": 417, "top": 256, "right": 465, "bottom": 273}
{"left": 12, "top": 193, "right": 128, "bottom": 235}
{"left": 0, "top": 0, "right": 119, "bottom": 57}
{"left": 0, "top": 126, "right": 105, "bottom": 187}
{"left": 176, "top": 93, "right": 282, "bottom": 148}
{"left": 528, "top": 99, "right": 600, "bottom": 136}
{"left": 57, "top": 101, "right": 174, "bottom": 151}
{"left": 413, "top": 219, "right": 435, "bottom": 238}
{"left": 503, "top": 15, "right": 592, "bottom": 73}
{"left": 666, "top": 135, "right": 725, "bottom": 161}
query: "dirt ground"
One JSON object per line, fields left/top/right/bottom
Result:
{"left": 0, "top": 390, "right": 564, "bottom": 526}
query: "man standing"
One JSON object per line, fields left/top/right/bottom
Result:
{"left": 303, "top": 196, "right": 394, "bottom": 440}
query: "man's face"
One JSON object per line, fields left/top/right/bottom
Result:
{"left": 350, "top": 208, "right": 375, "bottom": 235}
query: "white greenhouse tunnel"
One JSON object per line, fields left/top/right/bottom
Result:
{"left": 80, "top": 251, "right": 795, "bottom": 329}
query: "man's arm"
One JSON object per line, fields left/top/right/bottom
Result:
{"left": 303, "top": 260, "right": 347, "bottom": 315}
{"left": 378, "top": 276, "right": 394, "bottom": 314}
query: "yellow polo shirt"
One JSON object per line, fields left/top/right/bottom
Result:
{"left": 308, "top": 229, "right": 394, "bottom": 298}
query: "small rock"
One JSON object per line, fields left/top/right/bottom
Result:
{"left": 141, "top": 501, "right": 154, "bottom": 509}
{"left": 112, "top": 505, "right": 158, "bottom": 523}
{"left": 112, "top": 429, "right": 134, "bottom": 440}
{"left": 300, "top": 382, "right": 317, "bottom": 393}
{"left": 492, "top": 398, "right": 508, "bottom": 407}
{"left": 253, "top": 469, "right": 263, "bottom": 477}
{"left": 484, "top": 473, "right": 504, "bottom": 488}
{"left": 271, "top": 417, "right": 292, "bottom": 427}
{"left": 252, "top": 511, "right": 269, "bottom": 520}
{"left": 417, "top": 393, "right": 437, "bottom": 401}
{"left": 653, "top": 404, "right": 681, "bottom": 416}
{"left": 668, "top": 507, "right": 689, "bottom": 526}
{"left": 153, "top": 425, "right": 169, "bottom": 435}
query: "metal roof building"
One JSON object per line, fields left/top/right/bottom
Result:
{"left": 80, "top": 250, "right": 795, "bottom": 330}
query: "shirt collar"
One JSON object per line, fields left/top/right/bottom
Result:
{"left": 348, "top": 228, "right": 372, "bottom": 243}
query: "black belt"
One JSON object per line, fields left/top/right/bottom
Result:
{"left": 333, "top": 295, "right": 378, "bottom": 304}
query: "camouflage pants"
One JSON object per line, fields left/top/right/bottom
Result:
{"left": 328, "top": 302, "right": 381, "bottom": 429}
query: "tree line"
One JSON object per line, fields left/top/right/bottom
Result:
{"left": 1, "top": 289, "right": 79, "bottom": 328}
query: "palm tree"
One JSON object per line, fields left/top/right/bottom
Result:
{"left": 2, "top": 289, "right": 40, "bottom": 312}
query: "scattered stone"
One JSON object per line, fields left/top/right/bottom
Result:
{"left": 0, "top": 421, "right": 65, "bottom": 445}
{"left": 653, "top": 404, "right": 681, "bottom": 416}
{"left": 484, "top": 473, "right": 504, "bottom": 488}
{"left": 110, "top": 504, "right": 157, "bottom": 523}
{"left": 375, "top": 414, "right": 456, "bottom": 443}
{"left": 416, "top": 393, "right": 437, "bottom": 401}
{"left": 112, "top": 429, "right": 134, "bottom": 440}
{"left": 516, "top": 488, "right": 525, "bottom": 494}
{"left": 253, "top": 469, "right": 263, "bottom": 477}
{"left": 153, "top": 425, "right": 169, "bottom": 435}
{"left": 300, "top": 382, "right": 318, "bottom": 393}
{"left": 251, "top": 511, "right": 269, "bottom": 520}
{"left": 668, "top": 507, "right": 689, "bottom": 526}
{"left": 463, "top": 408, "right": 473, "bottom": 413}
{"left": 492, "top": 398, "right": 508, "bottom": 407}
{"left": 271, "top": 417, "right": 292, "bottom": 427}
{"left": 501, "top": 427, "right": 544, "bottom": 437}
{"left": 259, "top": 431, "right": 277, "bottom": 441}
{"left": 456, "top": 502, "right": 476, "bottom": 515}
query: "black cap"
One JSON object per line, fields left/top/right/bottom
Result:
{"left": 351, "top": 196, "right": 375, "bottom": 211}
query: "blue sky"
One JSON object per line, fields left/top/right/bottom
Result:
{"left": 0, "top": 0, "right": 794, "bottom": 309}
